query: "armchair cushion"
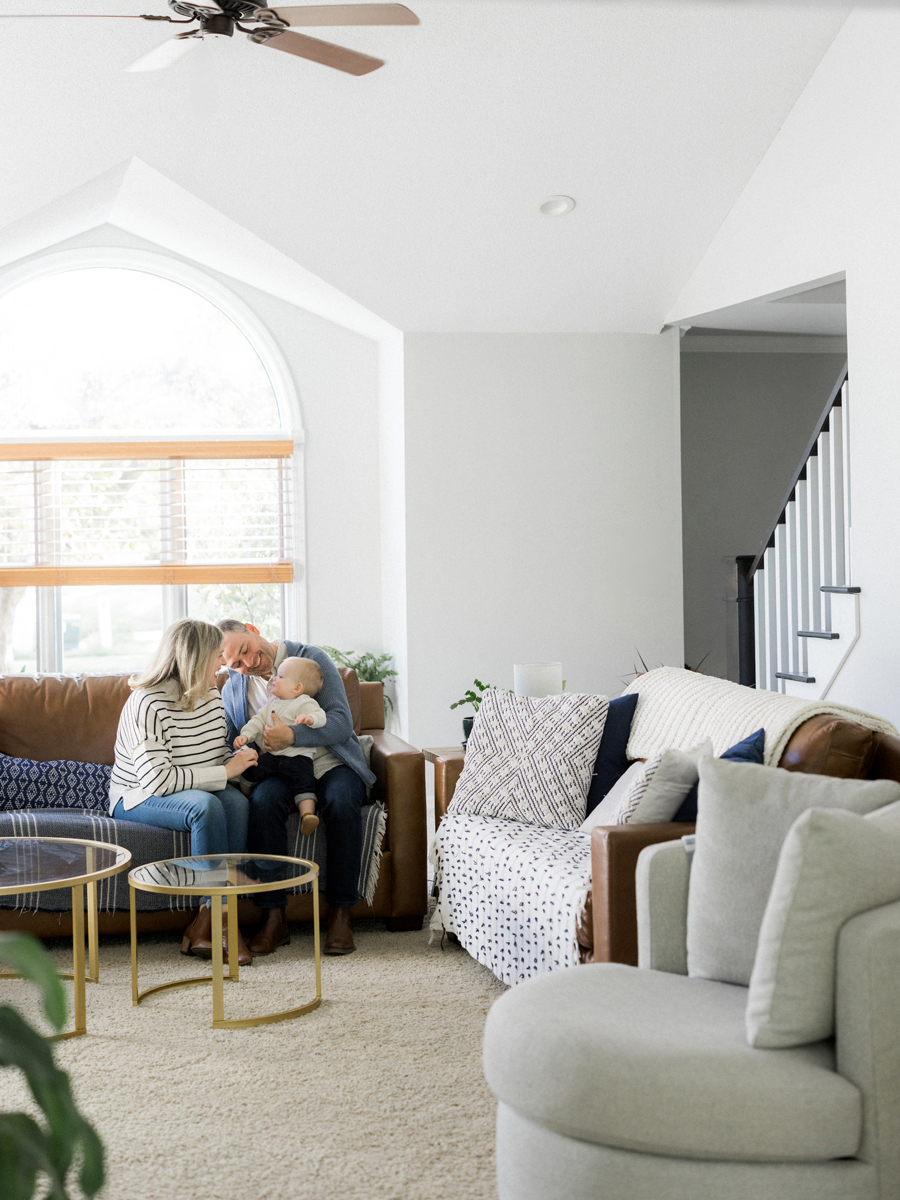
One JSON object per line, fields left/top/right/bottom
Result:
{"left": 673, "top": 727, "right": 766, "bottom": 822}
{"left": 484, "top": 963, "right": 862, "bottom": 1162}
{"left": 687, "top": 758, "right": 899, "bottom": 986}
{"left": 449, "top": 689, "right": 609, "bottom": 830}
{"left": 747, "top": 801, "right": 900, "bottom": 1048}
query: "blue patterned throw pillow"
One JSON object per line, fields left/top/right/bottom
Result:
{"left": 0, "top": 755, "right": 111, "bottom": 813}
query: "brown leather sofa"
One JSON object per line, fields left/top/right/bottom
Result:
{"left": 435, "top": 713, "right": 900, "bottom": 967}
{"left": 0, "top": 669, "right": 426, "bottom": 938}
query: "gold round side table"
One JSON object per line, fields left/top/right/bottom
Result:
{"left": 0, "top": 836, "right": 132, "bottom": 1038}
{"left": 129, "top": 852, "right": 321, "bottom": 1029}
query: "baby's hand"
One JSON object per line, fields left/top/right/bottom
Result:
{"left": 233, "top": 735, "right": 248, "bottom": 749}
{"left": 294, "top": 714, "right": 316, "bottom": 726}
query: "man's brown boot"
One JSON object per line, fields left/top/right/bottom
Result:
{"left": 181, "top": 905, "right": 252, "bottom": 965}
{"left": 248, "top": 907, "right": 290, "bottom": 955}
{"left": 324, "top": 905, "right": 356, "bottom": 955}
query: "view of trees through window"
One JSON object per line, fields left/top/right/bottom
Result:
{"left": 0, "top": 264, "right": 291, "bottom": 673}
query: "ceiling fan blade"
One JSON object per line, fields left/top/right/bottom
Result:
{"left": 255, "top": 29, "right": 383, "bottom": 74}
{"left": 125, "top": 35, "right": 200, "bottom": 73}
{"left": 0, "top": 13, "right": 169, "bottom": 18}
{"left": 255, "top": 4, "right": 418, "bottom": 26}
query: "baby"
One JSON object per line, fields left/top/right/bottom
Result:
{"left": 233, "top": 656, "right": 326, "bottom": 836}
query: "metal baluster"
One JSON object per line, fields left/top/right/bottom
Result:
{"left": 795, "top": 477, "right": 810, "bottom": 678}
{"left": 830, "top": 403, "right": 846, "bottom": 588}
{"left": 766, "top": 544, "right": 778, "bottom": 692}
{"left": 775, "top": 522, "right": 789, "bottom": 692}
{"left": 819, "top": 427, "right": 833, "bottom": 628}
{"left": 755, "top": 567, "right": 768, "bottom": 691}
{"left": 807, "top": 451, "right": 822, "bottom": 630}
{"left": 783, "top": 498, "right": 797, "bottom": 675}
{"left": 841, "top": 381, "right": 852, "bottom": 585}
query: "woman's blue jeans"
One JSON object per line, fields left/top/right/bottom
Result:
{"left": 113, "top": 786, "right": 249, "bottom": 858}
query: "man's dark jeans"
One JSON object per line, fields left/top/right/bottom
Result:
{"left": 247, "top": 764, "right": 366, "bottom": 909}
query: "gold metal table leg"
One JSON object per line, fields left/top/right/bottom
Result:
{"left": 130, "top": 885, "right": 138, "bottom": 1006}
{"left": 53, "top": 883, "right": 88, "bottom": 1039}
{"left": 227, "top": 902, "right": 239, "bottom": 984}
{"left": 211, "top": 897, "right": 225, "bottom": 1025}
{"left": 86, "top": 846, "right": 99, "bottom": 984}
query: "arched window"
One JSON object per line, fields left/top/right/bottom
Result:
{"left": 0, "top": 255, "right": 302, "bottom": 674}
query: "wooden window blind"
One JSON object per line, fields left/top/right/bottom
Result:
{"left": 0, "top": 441, "right": 294, "bottom": 587}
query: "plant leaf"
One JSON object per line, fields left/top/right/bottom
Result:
{"left": 0, "top": 934, "right": 66, "bottom": 1031}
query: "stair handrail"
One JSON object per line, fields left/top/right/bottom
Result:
{"left": 747, "top": 360, "right": 849, "bottom": 581}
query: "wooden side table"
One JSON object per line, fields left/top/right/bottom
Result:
{"left": 423, "top": 746, "right": 466, "bottom": 831}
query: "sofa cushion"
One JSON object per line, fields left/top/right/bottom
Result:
{"left": 747, "top": 801, "right": 900, "bottom": 1049}
{"left": 673, "top": 727, "right": 766, "bottom": 823}
{"left": 449, "top": 689, "right": 609, "bottom": 830}
{"left": 687, "top": 758, "right": 900, "bottom": 986}
{"left": 585, "top": 693, "right": 639, "bottom": 815}
{"left": 0, "top": 754, "right": 111, "bottom": 813}
{"left": 483, "top": 963, "right": 862, "bottom": 1163}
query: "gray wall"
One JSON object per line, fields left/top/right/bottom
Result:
{"left": 681, "top": 351, "right": 846, "bottom": 681}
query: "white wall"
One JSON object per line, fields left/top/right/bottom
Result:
{"left": 403, "top": 331, "right": 684, "bottom": 751}
{"left": 681, "top": 351, "right": 846, "bottom": 682}
{"left": 668, "top": 9, "right": 900, "bottom": 727}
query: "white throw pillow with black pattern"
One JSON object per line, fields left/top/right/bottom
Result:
{"left": 448, "top": 689, "right": 609, "bottom": 830}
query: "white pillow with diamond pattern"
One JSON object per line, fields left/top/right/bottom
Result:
{"left": 449, "top": 689, "right": 610, "bottom": 830}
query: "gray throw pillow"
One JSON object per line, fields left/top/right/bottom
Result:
{"left": 614, "top": 740, "right": 712, "bottom": 825}
{"left": 686, "top": 757, "right": 900, "bottom": 986}
{"left": 746, "top": 801, "right": 900, "bottom": 1047}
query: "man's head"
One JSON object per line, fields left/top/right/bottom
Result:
{"left": 217, "top": 620, "right": 278, "bottom": 677}
{"left": 271, "top": 656, "right": 323, "bottom": 702}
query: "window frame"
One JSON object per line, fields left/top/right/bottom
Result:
{"left": 0, "top": 248, "right": 307, "bottom": 671}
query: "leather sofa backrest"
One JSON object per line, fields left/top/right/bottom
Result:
{"left": 0, "top": 665, "right": 362, "bottom": 765}
{"left": 778, "top": 714, "right": 877, "bottom": 779}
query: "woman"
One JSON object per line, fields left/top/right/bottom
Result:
{"left": 109, "top": 618, "right": 258, "bottom": 963}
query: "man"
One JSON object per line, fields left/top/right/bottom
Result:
{"left": 218, "top": 620, "right": 375, "bottom": 956}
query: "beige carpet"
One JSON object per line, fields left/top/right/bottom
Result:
{"left": 0, "top": 919, "right": 506, "bottom": 1200}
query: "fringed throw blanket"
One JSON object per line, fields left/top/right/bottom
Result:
{"left": 625, "top": 668, "right": 898, "bottom": 767}
{"left": 432, "top": 812, "right": 592, "bottom": 985}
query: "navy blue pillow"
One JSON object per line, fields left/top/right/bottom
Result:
{"left": 0, "top": 755, "right": 111, "bottom": 813}
{"left": 672, "top": 728, "right": 766, "bottom": 823}
{"left": 585, "top": 692, "right": 640, "bottom": 816}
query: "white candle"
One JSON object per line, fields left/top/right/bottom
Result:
{"left": 513, "top": 662, "right": 563, "bottom": 697}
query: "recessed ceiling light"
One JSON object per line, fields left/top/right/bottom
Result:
{"left": 539, "top": 196, "right": 575, "bottom": 217}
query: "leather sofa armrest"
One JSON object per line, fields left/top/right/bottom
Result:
{"left": 591, "top": 822, "right": 694, "bottom": 966}
{"left": 368, "top": 731, "right": 426, "bottom": 920}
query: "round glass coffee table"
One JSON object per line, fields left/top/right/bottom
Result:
{"left": 128, "top": 853, "right": 321, "bottom": 1029}
{"left": 0, "top": 837, "right": 132, "bottom": 1038}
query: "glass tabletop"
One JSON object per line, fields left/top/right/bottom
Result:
{"left": 130, "top": 853, "right": 317, "bottom": 895}
{"left": 0, "top": 838, "right": 130, "bottom": 893}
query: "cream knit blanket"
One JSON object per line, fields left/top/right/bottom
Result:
{"left": 624, "top": 668, "right": 898, "bottom": 767}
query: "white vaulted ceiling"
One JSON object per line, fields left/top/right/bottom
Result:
{"left": 0, "top": 0, "right": 853, "bottom": 332}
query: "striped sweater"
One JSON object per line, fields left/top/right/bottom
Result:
{"left": 109, "top": 683, "right": 230, "bottom": 813}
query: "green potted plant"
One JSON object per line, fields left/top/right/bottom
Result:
{"left": 0, "top": 933, "right": 104, "bottom": 1199}
{"left": 321, "top": 647, "right": 399, "bottom": 718}
{"left": 450, "top": 679, "right": 497, "bottom": 745}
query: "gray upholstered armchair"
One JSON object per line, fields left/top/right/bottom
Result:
{"left": 484, "top": 835, "right": 900, "bottom": 1200}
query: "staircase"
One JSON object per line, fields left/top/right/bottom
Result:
{"left": 738, "top": 363, "right": 855, "bottom": 698}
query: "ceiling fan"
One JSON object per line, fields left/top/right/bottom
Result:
{"left": 0, "top": 3, "right": 420, "bottom": 75}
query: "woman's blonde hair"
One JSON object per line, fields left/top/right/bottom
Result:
{"left": 130, "top": 619, "right": 223, "bottom": 711}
